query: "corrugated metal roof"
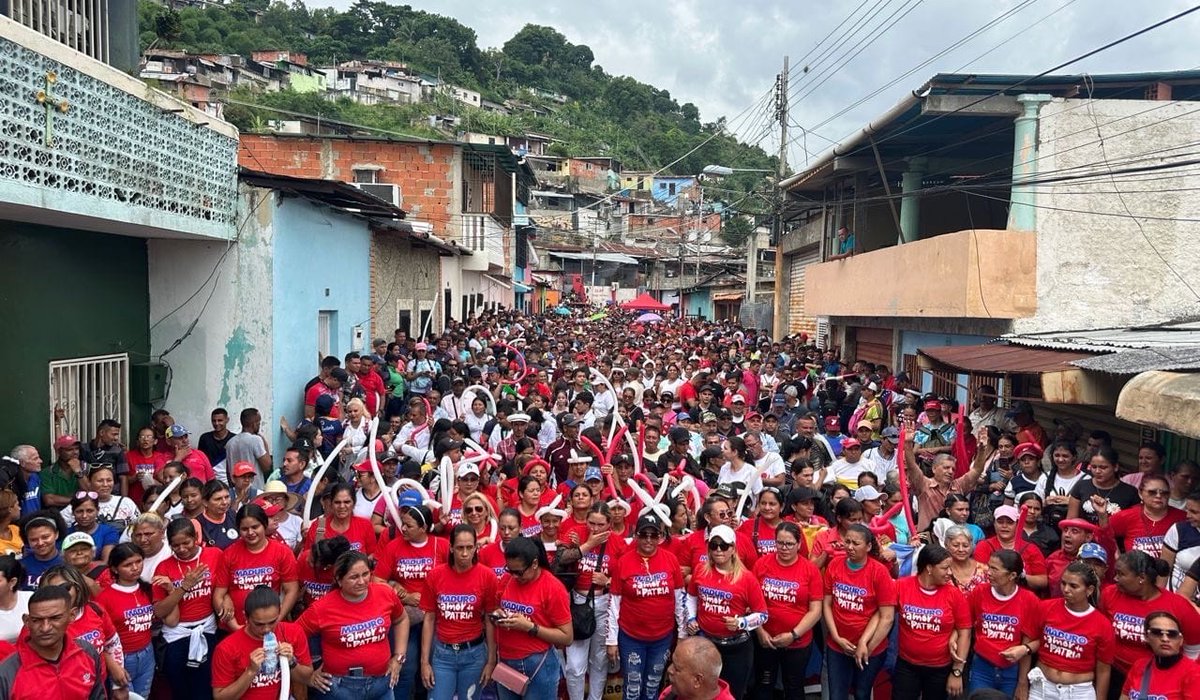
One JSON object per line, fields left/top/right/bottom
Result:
{"left": 919, "top": 343, "right": 1099, "bottom": 373}
{"left": 1071, "top": 347, "right": 1200, "bottom": 374}
{"left": 1003, "top": 319, "right": 1200, "bottom": 351}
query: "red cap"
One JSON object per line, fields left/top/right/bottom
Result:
{"left": 746, "top": 412, "right": 762, "bottom": 420}
{"left": 353, "top": 460, "right": 373, "bottom": 473}
{"left": 260, "top": 502, "right": 284, "bottom": 518}
{"left": 823, "top": 416, "right": 840, "bottom": 430}
{"left": 1058, "top": 518, "right": 1097, "bottom": 533}
{"left": 53, "top": 435, "right": 81, "bottom": 450}
{"left": 1013, "top": 442, "right": 1044, "bottom": 460}
{"left": 841, "top": 438, "right": 862, "bottom": 450}
{"left": 231, "top": 461, "right": 255, "bottom": 477}
{"left": 923, "top": 400, "right": 942, "bottom": 411}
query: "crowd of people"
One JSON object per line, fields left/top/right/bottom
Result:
{"left": 2, "top": 306, "right": 1200, "bottom": 700}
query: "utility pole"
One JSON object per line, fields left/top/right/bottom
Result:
{"left": 771, "top": 56, "right": 789, "bottom": 340}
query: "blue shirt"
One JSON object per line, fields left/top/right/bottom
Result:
{"left": 20, "top": 552, "right": 63, "bottom": 591}
{"left": 838, "top": 233, "right": 855, "bottom": 254}
{"left": 20, "top": 474, "right": 41, "bottom": 517}
{"left": 71, "top": 522, "right": 120, "bottom": 551}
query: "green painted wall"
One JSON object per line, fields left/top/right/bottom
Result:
{"left": 0, "top": 223, "right": 150, "bottom": 450}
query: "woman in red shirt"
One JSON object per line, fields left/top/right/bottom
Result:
{"left": 685, "top": 524, "right": 768, "bottom": 699}
{"left": 1032, "top": 562, "right": 1115, "bottom": 700}
{"left": 1100, "top": 550, "right": 1200, "bottom": 696}
{"left": 492, "top": 537, "right": 573, "bottom": 700}
{"left": 894, "top": 544, "right": 972, "bottom": 699}
{"left": 967, "top": 549, "right": 1040, "bottom": 697}
{"left": 300, "top": 551, "right": 410, "bottom": 700}
{"left": 299, "top": 483, "right": 378, "bottom": 557}
{"left": 973, "top": 504, "right": 1049, "bottom": 592}
{"left": 461, "top": 492, "right": 498, "bottom": 548}
{"left": 822, "top": 523, "right": 896, "bottom": 700}
{"left": 605, "top": 513, "right": 685, "bottom": 700}
{"left": 1120, "top": 611, "right": 1200, "bottom": 700}
{"left": 1101, "top": 474, "right": 1186, "bottom": 558}
{"left": 213, "top": 504, "right": 299, "bottom": 630}
{"left": 751, "top": 521, "right": 822, "bottom": 700}
{"left": 739, "top": 487, "right": 802, "bottom": 559}
{"left": 419, "top": 524, "right": 499, "bottom": 700}
{"left": 559, "top": 483, "right": 594, "bottom": 548}
{"left": 810, "top": 497, "right": 863, "bottom": 568}
{"left": 373, "top": 503, "right": 450, "bottom": 700}
{"left": 515, "top": 476, "right": 545, "bottom": 538}
{"left": 95, "top": 543, "right": 156, "bottom": 698}
{"left": 565, "top": 502, "right": 627, "bottom": 700}
{"left": 479, "top": 509, "right": 521, "bottom": 578}
{"left": 296, "top": 535, "right": 351, "bottom": 610}
{"left": 211, "top": 586, "right": 314, "bottom": 700}
{"left": 151, "top": 518, "right": 222, "bottom": 700}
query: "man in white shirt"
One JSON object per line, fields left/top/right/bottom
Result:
{"left": 440, "top": 378, "right": 473, "bottom": 420}
{"left": 822, "top": 439, "right": 886, "bottom": 489}
{"left": 744, "top": 433, "right": 785, "bottom": 488}
{"left": 968, "top": 385, "right": 1015, "bottom": 432}
{"left": 862, "top": 426, "right": 901, "bottom": 485}
{"left": 390, "top": 400, "right": 432, "bottom": 465}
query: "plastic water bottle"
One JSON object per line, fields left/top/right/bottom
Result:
{"left": 261, "top": 631, "right": 278, "bottom": 675}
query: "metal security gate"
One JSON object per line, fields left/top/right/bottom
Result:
{"left": 787, "top": 246, "right": 820, "bottom": 338}
{"left": 48, "top": 353, "right": 129, "bottom": 453}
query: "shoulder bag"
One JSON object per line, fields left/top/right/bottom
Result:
{"left": 570, "top": 542, "right": 605, "bottom": 639}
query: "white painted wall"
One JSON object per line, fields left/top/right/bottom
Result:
{"left": 147, "top": 188, "right": 275, "bottom": 435}
{"left": 1014, "top": 97, "right": 1200, "bottom": 334}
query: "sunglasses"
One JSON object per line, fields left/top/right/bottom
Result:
{"left": 74, "top": 490, "right": 100, "bottom": 500}
{"left": 707, "top": 541, "right": 733, "bottom": 551}
{"left": 637, "top": 531, "right": 661, "bottom": 540}
{"left": 504, "top": 566, "right": 529, "bottom": 577}
{"left": 1143, "top": 489, "right": 1169, "bottom": 497}
{"left": 463, "top": 506, "right": 486, "bottom": 514}
{"left": 1148, "top": 628, "right": 1182, "bottom": 639}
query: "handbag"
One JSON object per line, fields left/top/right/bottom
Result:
{"left": 493, "top": 651, "right": 551, "bottom": 695}
{"left": 570, "top": 543, "right": 605, "bottom": 639}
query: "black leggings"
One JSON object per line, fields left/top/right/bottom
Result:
{"left": 714, "top": 638, "right": 754, "bottom": 699}
{"left": 752, "top": 639, "right": 811, "bottom": 700}
{"left": 163, "top": 633, "right": 216, "bottom": 700}
{"left": 892, "top": 658, "right": 952, "bottom": 700}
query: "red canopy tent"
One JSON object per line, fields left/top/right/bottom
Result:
{"left": 620, "top": 293, "right": 671, "bottom": 312}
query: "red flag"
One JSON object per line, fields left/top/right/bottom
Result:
{"left": 895, "top": 426, "right": 919, "bottom": 537}
{"left": 952, "top": 409, "right": 970, "bottom": 477}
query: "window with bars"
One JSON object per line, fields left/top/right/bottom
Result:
{"left": 48, "top": 353, "right": 129, "bottom": 454}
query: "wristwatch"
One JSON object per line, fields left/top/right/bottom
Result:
{"left": 527, "top": 623, "right": 540, "bottom": 637}
{"left": 951, "top": 668, "right": 963, "bottom": 678}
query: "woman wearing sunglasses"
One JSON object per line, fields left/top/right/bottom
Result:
{"left": 1102, "top": 474, "right": 1185, "bottom": 558}
{"left": 1119, "top": 612, "right": 1200, "bottom": 700}
{"left": 684, "top": 523, "right": 767, "bottom": 699}
{"left": 751, "top": 521, "right": 822, "bottom": 700}
{"left": 492, "top": 536, "right": 573, "bottom": 700}
{"left": 822, "top": 523, "right": 896, "bottom": 700}
{"left": 606, "top": 513, "right": 685, "bottom": 700}
{"left": 1100, "top": 550, "right": 1200, "bottom": 697}
{"left": 66, "top": 490, "right": 120, "bottom": 563}
{"left": 461, "top": 492, "right": 498, "bottom": 547}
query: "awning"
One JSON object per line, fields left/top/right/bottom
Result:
{"left": 918, "top": 343, "right": 1096, "bottom": 374}
{"left": 482, "top": 274, "right": 512, "bottom": 289}
{"left": 548, "top": 251, "right": 639, "bottom": 265}
{"left": 712, "top": 291, "right": 744, "bottom": 302}
{"left": 513, "top": 282, "right": 532, "bottom": 293}
{"left": 1116, "top": 371, "right": 1200, "bottom": 438}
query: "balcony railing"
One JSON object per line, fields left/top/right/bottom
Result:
{"left": 460, "top": 213, "right": 507, "bottom": 272}
{"left": 0, "top": 17, "right": 239, "bottom": 240}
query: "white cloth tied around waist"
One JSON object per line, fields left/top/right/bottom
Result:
{"left": 163, "top": 614, "right": 217, "bottom": 663}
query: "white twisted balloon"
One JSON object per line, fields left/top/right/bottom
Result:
{"left": 626, "top": 477, "right": 671, "bottom": 523}
{"left": 302, "top": 437, "right": 349, "bottom": 531}
{"left": 463, "top": 385, "right": 497, "bottom": 416}
{"left": 367, "top": 417, "right": 404, "bottom": 536}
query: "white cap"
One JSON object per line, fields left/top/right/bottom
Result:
{"left": 853, "top": 485, "right": 883, "bottom": 502}
{"left": 707, "top": 524, "right": 737, "bottom": 546}
{"left": 456, "top": 463, "right": 481, "bottom": 478}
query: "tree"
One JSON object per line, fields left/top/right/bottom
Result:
{"left": 721, "top": 216, "right": 754, "bottom": 247}
{"left": 153, "top": 7, "right": 182, "bottom": 44}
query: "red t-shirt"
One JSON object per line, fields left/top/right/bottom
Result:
{"left": 295, "top": 556, "right": 334, "bottom": 606}
{"left": 375, "top": 536, "right": 450, "bottom": 592}
{"left": 305, "top": 384, "right": 341, "bottom": 419}
{"left": 810, "top": 526, "right": 847, "bottom": 563}
{"left": 609, "top": 547, "right": 684, "bottom": 642}
{"left": 517, "top": 509, "right": 543, "bottom": 539}
{"left": 213, "top": 540, "right": 299, "bottom": 625}
{"left": 478, "top": 541, "right": 509, "bottom": 578}
{"left": 677, "top": 381, "right": 698, "bottom": 407}
{"left": 357, "top": 370, "right": 386, "bottom": 415}
{"left": 576, "top": 536, "right": 628, "bottom": 592}
{"left": 420, "top": 563, "right": 499, "bottom": 644}
{"left": 1122, "top": 655, "right": 1200, "bottom": 700}
{"left": 300, "top": 516, "right": 377, "bottom": 557}
{"left": 94, "top": 583, "right": 155, "bottom": 652}
{"left": 70, "top": 602, "right": 117, "bottom": 657}
{"left": 558, "top": 515, "right": 590, "bottom": 548}
{"left": 126, "top": 451, "right": 159, "bottom": 505}
{"left": 738, "top": 518, "right": 809, "bottom": 559}
{"left": 968, "top": 585, "right": 1041, "bottom": 667}
{"left": 823, "top": 557, "right": 898, "bottom": 653}
{"left": 298, "top": 583, "right": 403, "bottom": 675}
{"left": 687, "top": 566, "right": 767, "bottom": 639}
{"left": 1100, "top": 584, "right": 1200, "bottom": 673}
{"left": 752, "top": 554, "right": 822, "bottom": 646}
{"left": 496, "top": 570, "right": 571, "bottom": 659}
{"left": 1036, "top": 599, "right": 1116, "bottom": 675}
{"left": 153, "top": 547, "right": 223, "bottom": 623}
{"left": 895, "top": 577, "right": 971, "bottom": 667}
{"left": 211, "top": 621, "right": 312, "bottom": 700}
{"left": 973, "top": 537, "right": 1047, "bottom": 576}
{"left": 1108, "top": 507, "right": 1186, "bottom": 558}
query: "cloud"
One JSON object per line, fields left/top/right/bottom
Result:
{"left": 313, "top": 0, "right": 1200, "bottom": 166}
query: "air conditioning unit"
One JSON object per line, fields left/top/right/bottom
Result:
{"left": 352, "top": 183, "right": 400, "bottom": 206}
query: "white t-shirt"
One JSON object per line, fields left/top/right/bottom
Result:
{"left": 0, "top": 592, "right": 31, "bottom": 643}
{"left": 754, "top": 452, "right": 786, "bottom": 480}
{"left": 823, "top": 458, "right": 880, "bottom": 489}
{"left": 718, "top": 462, "right": 762, "bottom": 500}
{"left": 1035, "top": 470, "right": 1086, "bottom": 500}
{"left": 862, "top": 447, "right": 899, "bottom": 482}
{"left": 62, "top": 495, "right": 141, "bottom": 530}
{"left": 354, "top": 489, "right": 382, "bottom": 520}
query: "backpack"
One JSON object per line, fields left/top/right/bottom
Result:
{"left": 0, "top": 457, "right": 20, "bottom": 493}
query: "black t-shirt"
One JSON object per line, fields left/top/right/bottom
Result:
{"left": 1069, "top": 477, "right": 1140, "bottom": 524}
{"left": 197, "top": 431, "right": 233, "bottom": 467}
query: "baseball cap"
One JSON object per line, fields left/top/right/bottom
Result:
{"left": 855, "top": 423, "right": 873, "bottom": 433}
{"left": 865, "top": 382, "right": 879, "bottom": 392}
{"left": 731, "top": 394, "right": 746, "bottom": 404}
{"left": 746, "top": 412, "right": 762, "bottom": 421}
{"left": 415, "top": 342, "right": 428, "bottom": 351}
{"left": 635, "top": 514, "right": 665, "bottom": 534}
{"left": 823, "top": 416, "right": 840, "bottom": 431}
{"left": 1013, "top": 443, "right": 1044, "bottom": 460}
{"left": 611, "top": 453, "right": 633, "bottom": 466}
{"left": 561, "top": 415, "right": 583, "bottom": 428}
{"left": 352, "top": 460, "right": 373, "bottom": 473}
{"left": 784, "top": 386, "right": 799, "bottom": 398}
{"left": 231, "top": 461, "right": 256, "bottom": 477}
{"left": 702, "top": 412, "right": 717, "bottom": 424}
{"left": 53, "top": 435, "right": 81, "bottom": 450}
{"left": 853, "top": 485, "right": 882, "bottom": 502}
{"left": 167, "top": 424, "right": 189, "bottom": 438}
{"left": 895, "top": 371, "right": 911, "bottom": 382}
{"left": 923, "top": 399, "right": 942, "bottom": 411}
{"left": 841, "top": 438, "right": 862, "bottom": 450}
{"left": 63, "top": 532, "right": 95, "bottom": 550}
{"left": 584, "top": 467, "right": 603, "bottom": 482}
{"left": 364, "top": 354, "right": 384, "bottom": 364}
{"left": 457, "top": 463, "right": 480, "bottom": 478}
{"left": 437, "top": 438, "right": 464, "bottom": 453}
{"left": 315, "top": 394, "right": 336, "bottom": 413}
{"left": 993, "top": 505, "right": 1020, "bottom": 522}
{"left": 1079, "top": 542, "right": 1107, "bottom": 563}
{"left": 707, "top": 524, "right": 737, "bottom": 546}
{"left": 881, "top": 426, "right": 900, "bottom": 443}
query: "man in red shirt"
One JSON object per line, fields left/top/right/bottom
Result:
{"left": 357, "top": 355, "right": 387, "bottom": 417}
{"left": 305, "top": 368, "right": 348, "bottom": 420}
{"left": 0, "top": 586, "right": 106, "bottom": 699}
{"left": 660, "top": 637, "right": 737, "bottom": 700}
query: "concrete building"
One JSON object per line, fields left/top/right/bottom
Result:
{"left": 0, "top": 14, "right": 239, "bottom": 450}
{"left": 322, "top": 61, "right": 423, "bottom": 105}
{"left": 251, "top": 50, "right": 326, "bottom": 93}
{"left": 777, "top": 70, "right": 1200, "bottom": 453}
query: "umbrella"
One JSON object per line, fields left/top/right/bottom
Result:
{"left": 636, "top": 312, "right": 663, "bottom": 323}
{"left": 588, "top": 312, "right": 608, "bottom": 321}
{"left": 553, "top": 306, "right": 571, "bottom": 316}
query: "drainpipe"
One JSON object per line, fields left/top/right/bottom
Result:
{"left": 1007, "top": 94, "right": 1053, "bottom": 231}
{"left": 899, "top": 156, "right": 926, "bottom": 243}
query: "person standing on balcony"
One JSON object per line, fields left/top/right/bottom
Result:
{"left": 828, "top": 226, "right": 856, "bottom": 261}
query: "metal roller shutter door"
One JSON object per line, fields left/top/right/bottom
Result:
{"left": 854, "top": 326, "right": 894, "bottom": 367}
{"left": 787, "top": 247, "right": 820, "bottom": 338}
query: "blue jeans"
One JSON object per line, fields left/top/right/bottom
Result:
{"left": 825, "top": 647, "right": 886, "bottom": 700}
{"left": 124, "top": 645, "right": 155, "bottom": 699}
{"left": 430, "top": 640, "right": 487, "bottom": 700}
{"left": 617, "top": 630, "right": 673, "bottom": 700}
{"left": 496, "top": 649, "right": 560, "bottom": 700}
{"left": 315, "top": 673, "right": 394, "bottom": 700}
{"left": 967, "top": 653, "right": 1020, "bottom": 696}
{"left": 393, "top": 621, "right": 422, "bottom": 700}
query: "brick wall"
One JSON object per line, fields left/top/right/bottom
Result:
{"left": 239, "top": 135, "right": 460, "bottom": 239}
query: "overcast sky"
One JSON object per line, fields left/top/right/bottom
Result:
{"left": 316, "top": 1, "right": 1200, "bottom": 168}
